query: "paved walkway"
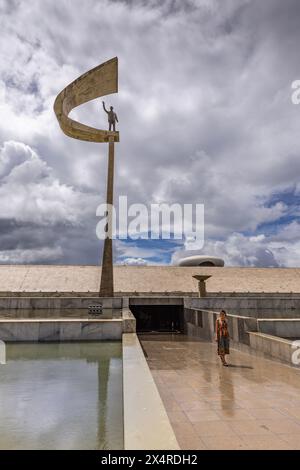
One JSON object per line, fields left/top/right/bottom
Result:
{"left": 139, "top": 334, "right": 300, "bottom": 450}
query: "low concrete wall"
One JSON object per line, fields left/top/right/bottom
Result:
{"left": 183, "top": 299, "right": 300, "bottom": 365}
{"left": 185, "top": 296, "right": 300, "bottom": 319}
{"left": 0, "top": 318, "right": 123, "bottom": 342}
{"left": 0, "top": 296, "right": 123, "bottom": 310}
{"left": 122, "top": 333, "right": 179, "bottom": 450}
{"left": 0, "top": 307, "right": 136, "bottom": 342}
{"left": 208, "top": 292, "right": 300, "bottom": 298}
{"left": 248, "top": 332, "right": 298, "bottom": 365}
{"left": 257, "top": 319, "right": 300, "bottom": 338}
{"left": 183, "top": 299, "right": 257, "bottom": 353}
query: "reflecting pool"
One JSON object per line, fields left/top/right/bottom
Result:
{"left": 0, "top": 342, "right": 123, "bottom": 449}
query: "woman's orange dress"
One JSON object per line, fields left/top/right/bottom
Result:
{"left": 216, "top": 318, "right": 230, "bottom": 355}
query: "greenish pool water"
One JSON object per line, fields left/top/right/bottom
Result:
{"left": 0, "top": 342, "right": 123, "bottom": 450}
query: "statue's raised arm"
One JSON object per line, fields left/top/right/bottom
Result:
{"left": 102, "top": 101, "right": 109, "bottom": 114}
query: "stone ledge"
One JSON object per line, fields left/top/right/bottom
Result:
{"left": 122, "top": 333, "right": 179, "bottom": 450}
{"left": 0, "top": 319, "right": 123, "bottom": 341}
{"left": 248, "top": 331, "right": 297, "bottom": 365}
{"left": 122, "top": 308, "right": 136, "bottom": 333}
{"left": 0, "top": 296, "right": 123, "bottom": 310}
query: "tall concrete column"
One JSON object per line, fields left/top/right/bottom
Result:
{"left": 100, "top": 137, "right": 115, "bottom": 297}
{"left": 53, "top": 57, "right": 119, "bottom": 298}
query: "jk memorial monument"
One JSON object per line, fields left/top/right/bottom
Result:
{"left": 54, "top": 57, "right": 119, "bottom": 297}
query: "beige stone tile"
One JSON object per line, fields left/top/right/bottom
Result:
{"left": 202, "top": 435, "right": 249, "bottom": 450}
{"left": 216, "top": 408, "right": 255, "bottom": 421}
{"left": 241, "top": 435, "right": 292, "bottom": 450}
{"left": 163, "top": 399, "right": 182, "bottom": 412}
{"left": 185, "top": 378, "right": 211, "bottom": 388}
{"left": 290, "top": 399, "right": 300, "bottom": 407}
{"left": 185, "top": 409, "right": 221, "bottom": 423}
{"left": 228, "top": 419, "right": 272, "bottom": 436}
{"left": 159, "top": 370, "right": 180, "bottom": 379}
{"left": 158, "top": 391, "right": 176, "bottom": 403}
{"left": 193, "top": 420, "right": 236, "bottom": 437}
{"left": 278, "top": 407, "right": 300, "bottom": 421}
{"left": 278, "top": 434, "right": 300, "bottom": 450}
{"left": 236, "top": 399, "right": 271, "bottom": 409}
{"left": 267, "top": 399, "right": 296, "bottom": 409}
{"left": 153, "top": 377, "right": 165, "bottom": 386}
{"left": 194, "top": 386, "right": 220, "bottom": 395}
{"left": 171, "top": 421, "right": 197, "bottom": 437}
{"left": 257, "top": 418, "right": 300, "bottom": 434}
{"left": 270, "top": 392, "right": 300, "bottom": 402}
{"left": 236, "top": 391, "right": 260, "bottom": 399}
{"left": 248, "top": 408, "right": 287, "bottom": 420}
{"left": 209, "top": 400, "right": 242, "bottom": 410}
{"left": 167, "top": 411, "right": 189, "bottom": 423}
{"left": 171, "top": 389, "right": 202, "bottom": 402}
{"left": 204, "top": 394, "right": 229, "bottom": 402}
{"left": 156, "top": 383, "right": 173, "bottom": 393}
{"left": 179, "top": 400, "right": 211, "bottom": 411}
{"left": 177, "top": 435, "right": 207, "bottom": 450}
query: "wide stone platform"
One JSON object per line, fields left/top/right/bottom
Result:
{"left": 1, "top": 265, "right": 300, "bottom": 295}
{"left": 140, "top": 334, "right": 300, "bottom": 450}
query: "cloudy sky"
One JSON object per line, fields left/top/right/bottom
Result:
{"left": 0, "top": 0, "right": 300, "bottom": 267}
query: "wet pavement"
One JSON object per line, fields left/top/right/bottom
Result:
{"left": 139, "top": 334, "right": 300, "bottom": 450}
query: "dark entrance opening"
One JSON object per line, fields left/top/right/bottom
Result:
{"left": 130, "top": 305, "right": 184, "bottom": 333}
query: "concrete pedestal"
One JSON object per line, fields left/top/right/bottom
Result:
{"left": 100, "top": 139, "right": 115, "bottom": 297}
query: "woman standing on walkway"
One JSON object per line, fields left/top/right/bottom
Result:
{"left": 215, "top": 310, "right": 230, "bottom": 366}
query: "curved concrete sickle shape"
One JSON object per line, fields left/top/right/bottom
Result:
{"left": 54, "top": 57, "right": 119, "bottom": 143}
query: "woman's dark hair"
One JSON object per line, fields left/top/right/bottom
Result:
{"left": 220, "top": 309, "right": 227, "bottom": 315}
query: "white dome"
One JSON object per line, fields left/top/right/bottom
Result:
{"left": 177, "top": 255, "right": 224, "bottom": 267}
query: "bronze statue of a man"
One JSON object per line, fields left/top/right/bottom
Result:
{"left": 102, "top": 101, "right": 118, "bottom": 131}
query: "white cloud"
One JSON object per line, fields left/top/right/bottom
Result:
{"left": 172, "top": 222, "right": 300, "bottom": 267}
{"left": 1, "top": 0, "right": 300, "bottom": 266}
{"left": 0, "top": 140, "right": 99, "bottom": 225}
{"left": 0, "top": 246, "right": 63, "bottom": 264}
{"left": 120, "top": 257, "right": 148, "bottom": 266}
{"left": 115, "top": 239, "right": 159, "bottom": 260}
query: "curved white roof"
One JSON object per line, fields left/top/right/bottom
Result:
{"left": 177, "top": 255, "right": 224, "bottom": 267}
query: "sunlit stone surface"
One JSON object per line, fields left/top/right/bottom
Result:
{"left": 1, "top": 265, "right": 300, "bottom": 294}
{"left": 141, "top": 334, "right": 300, "bottom": 450}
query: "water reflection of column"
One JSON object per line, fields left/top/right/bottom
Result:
{"left": 97, "top": 356, "right": 123, "bottom": 450}
{"left": 97, "top": 358, "right": 110, "bottom": 449}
